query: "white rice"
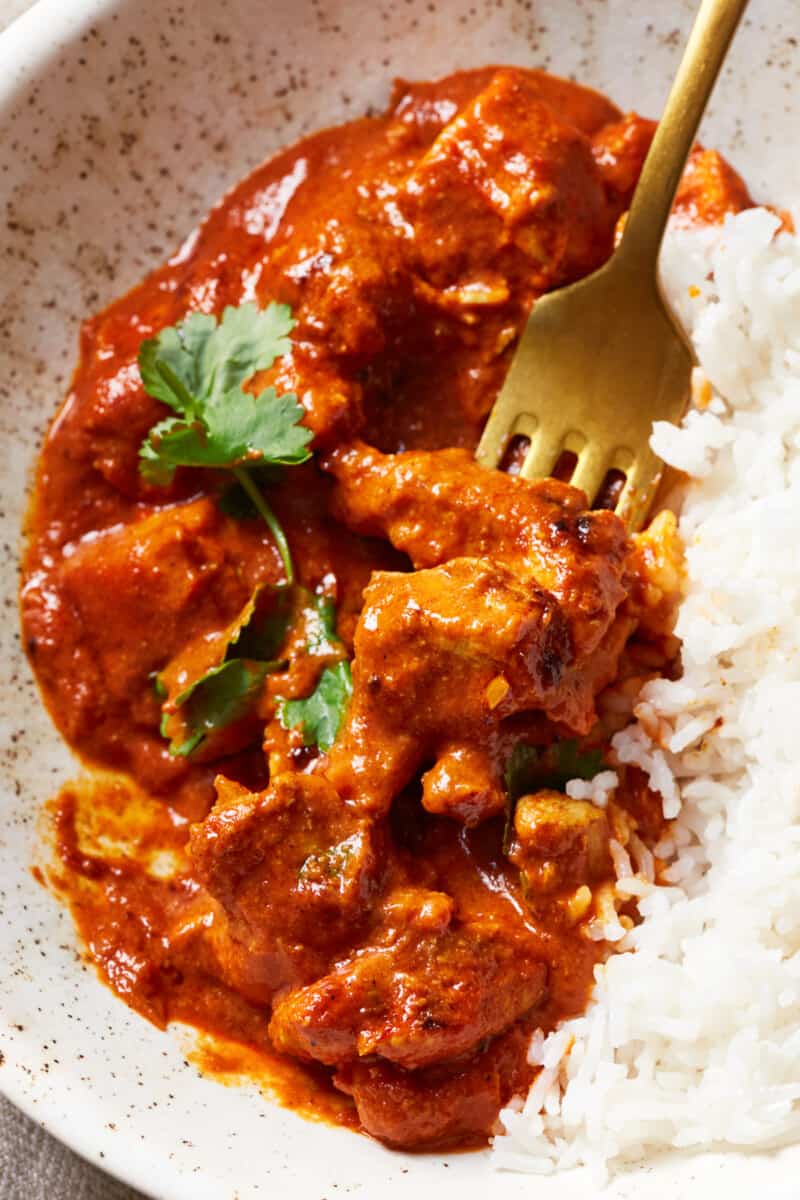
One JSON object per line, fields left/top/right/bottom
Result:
{"left": 493, "top": 207, "right": 800, "bottom": 1179}
{"left": 566, "top": 769, "right": 618, "bottom": 808}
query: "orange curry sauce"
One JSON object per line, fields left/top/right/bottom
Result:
{"left": 21, "top": 67, "right": 752, "bottom": 1149}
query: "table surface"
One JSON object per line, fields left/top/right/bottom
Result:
{"left": 0, "top": 8, "right": 146, "bottom": 1198}
{"left": 0, "top": 1099, "right": 146, "bottom": 1200}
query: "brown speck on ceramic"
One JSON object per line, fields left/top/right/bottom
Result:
{"left": 0, "top": 1, "right": 799, "bottom": 1198}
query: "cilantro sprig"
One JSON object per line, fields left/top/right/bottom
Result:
{"left": 138, "top": 303, "right": 356, "bottom": 757}
{"left": 157, "top": 584, "right": 352, "bottom": 758}
{"left": 137, "top": 302, "right": 312, "bottom": 583}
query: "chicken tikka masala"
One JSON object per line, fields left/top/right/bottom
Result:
{"left": 21, "top": 66, "right": 753, "bottom": 1149}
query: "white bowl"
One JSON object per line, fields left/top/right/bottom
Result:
{"left": 1, "top": 0, "right": 799, "bottom": 1196}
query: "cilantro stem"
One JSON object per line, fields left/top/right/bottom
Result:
{"left": 232, "top": 466, "right": 294, "bottom": 585}
{"left": 156, "top": 359, "right": 198, "bottom": 415}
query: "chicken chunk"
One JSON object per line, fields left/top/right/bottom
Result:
{"left": 592, "top": 115, "right": 754, "bottom": 229}
{"left": 189, "top": 773, "right": 386, "bottom": 996}
{"left": 420, "top": 743, "right": 506, "bottom": 826}
{"left": 388, "top": 68, "right": 620, "bottom": 149}
{"left": 325, "top": 556, "right": 584, "bottom": 812}
{"left": 326, "top": 441, "right": 633, "bottom": 659}
{"left": 324, "top": 444, "right": 637, "bottom": 814}
{"left": 397, "top": 69, "right": 616, "bottom": 297}
{"left": 592, "top": 113, "right": 657, "bottom": 207}
{"left": 507, "top": 789, "right": 611, "bottom": 894}
{"left": 335, "top": 1024, "right": 532, "bottom": 1149}
{"left": 673, "top": 147, "right": 753, "bottom": 226}
{"left": 22, "top": 498, "right": 279, "bottom": 789}
{"left": 269, "top": 887, "right": 547, "bottom": 1070}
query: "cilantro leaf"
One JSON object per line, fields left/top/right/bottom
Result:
{"left": 139, "top": 303, "right": 294, "bottom": 410}
{"left": 164, "top": 659, "right": 271, "bottom": 758}
{"left": 505, "top": 739, "right": 605, "bottom": 800}
{"left": 158, "top": 583, "right": 291, "bottom": 757}
{"left": 139, "top": 388, "right": 312, "bottom": 484}
{"left": 233, "top": 585, "right": 293, "bottom": 661}
{"left": 138, "top": 316, "right": 213, "bottom": 414}
{"left": 551, "top": 741, "right": 605, "bottom": 789}
{"left": 137, "top": 302, "right": 311, "bottom": 583}
{"left": 504, "top": 742, "right": 542, "bottom": 802}
{"left": 306, "top": 594, "right": 340, "bottom": 654}
{"left": 279, "top": 661, "right": 353, "bottom": 753}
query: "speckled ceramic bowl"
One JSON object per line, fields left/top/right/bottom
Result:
{"left": 2, "top": 1, "right": 799, "bottom": 1197}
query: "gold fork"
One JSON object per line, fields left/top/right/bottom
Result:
{"left": 476, "top": 0, "right": 749, "bottom": 530}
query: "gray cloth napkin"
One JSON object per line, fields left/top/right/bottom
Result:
{"left": 0, "top": 1096, "right": 146, "bottom": 1199}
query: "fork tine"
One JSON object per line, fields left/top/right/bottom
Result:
{"left": 569, "top": 444, "right": 610, "bottom": 505}
{"left": 616, "top": 450, "right": 663, "bottom": 531}
{"left": 475, "top": 393, "right": 523, "bottom": 470}
{"left": 519, "top": 428, "right": 565, "bottom": 482}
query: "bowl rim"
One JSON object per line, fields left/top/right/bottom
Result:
{"left": 0, "top": 6, "right": 240, "bottom": 1193}
{"left": 3, "top": 3, "right": 800, "bottom": 1198}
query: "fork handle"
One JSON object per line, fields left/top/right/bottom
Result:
{"left": 616, "top": 0, "right": 749, "bottom": 272}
